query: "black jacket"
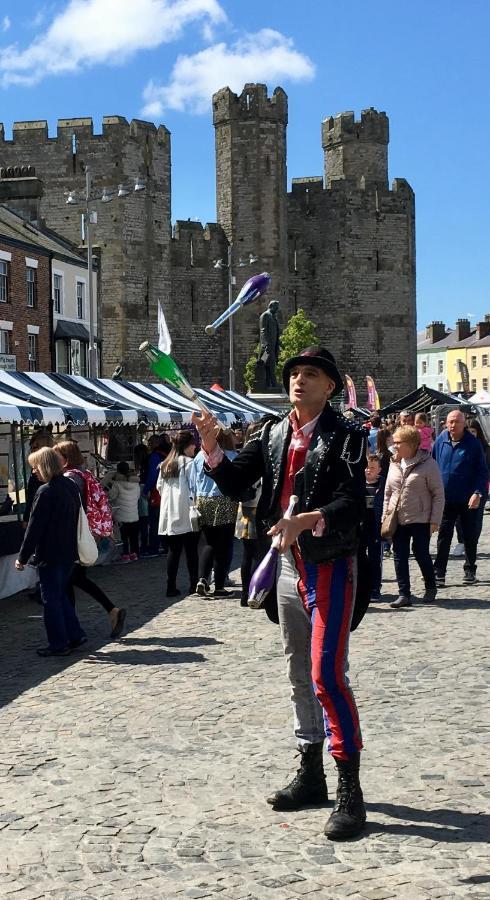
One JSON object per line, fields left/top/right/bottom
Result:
{"left": 208, "top": 404, "right": 367, "bottom": 565}
{"left": 18, "top": 474, "right": 81, "bottom": 567}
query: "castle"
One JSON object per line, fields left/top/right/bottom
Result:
{"left": 0, "top": 84, "right": 416, "bottom": 403}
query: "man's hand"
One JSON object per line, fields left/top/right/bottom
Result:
{"left": 191, "top": 411, "right": 220, "bottom": 455}
{"left": 468, "top": 493, "right": 481, "bottom": 510}
{"left": 22, "top": 521, "right": 28, "bottom": 530}
{"left": 267, "top": 511, "right": 323, "bottom": 554}
{"left": 15, "top": 560, "right": 25, "bottom": 571}
{"left": 430, "top": 523, "right": 439, "bottom": 534}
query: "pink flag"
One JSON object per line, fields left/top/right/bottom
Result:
{"left": 344, "top": 374, "right": 357, "bottom": 408}
{"left": 365, "top": 375, "right": 380, "bottom": 411}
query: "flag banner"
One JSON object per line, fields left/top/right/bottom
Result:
{"left": 344, "top": 374, "right": 357, "bottom": 408}
{"left": 158, "top": 302, "right": 172, "bottom": 355}
{"left": 365, "top": 375, "right": 380, "bottom": 411}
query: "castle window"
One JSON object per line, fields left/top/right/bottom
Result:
{"left": 246, "top": 93, "right": 251, "bottom": 110}
{"left": 375, "top": 250, "right": 380, "bottom": 271}
{"left": 190, "top": 283, "right": 196, "bottom": 323}
{"left": 0, "top": 261, "right": 9, "bottom": 303}
{"left": 266, "top": 156, "right": 271, "bottom": 175}
{"left": 26, "top": 267, "right": 37, "bottom": 308}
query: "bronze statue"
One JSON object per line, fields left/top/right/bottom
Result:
{"left": 259, "top": 300, "right": 280, "bottom": 389}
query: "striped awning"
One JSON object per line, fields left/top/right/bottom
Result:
{"left": 0, "top": 371, "right": 276, "bottom": 427}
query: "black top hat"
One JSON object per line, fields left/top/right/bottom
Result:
{"left": 282, "top": 346, "right": 343, "bottom": 397}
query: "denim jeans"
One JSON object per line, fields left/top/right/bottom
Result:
{"left": 392, "top": 522, "right": 435, "bottom": 598}
{"left": 38, "top": 563, "right": 85, "bottom": 652}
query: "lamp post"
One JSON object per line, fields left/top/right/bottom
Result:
{"left": 66, "top": 169, "right": 145, "bottom": 378}
{"left": 214, "top": 244, "right": 258, "bottom": 391}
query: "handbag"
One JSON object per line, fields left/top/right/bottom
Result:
{"left": 189, "top": 501, "right": 201, "bottom": 533}
{"left": 77, "top": 501, "right": 99, "bottom": 566}
{"left": 381, "top": 493, "right": 401, "bottom": 540}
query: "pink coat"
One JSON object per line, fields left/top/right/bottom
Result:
{"left": 383, "top": 450, "right": 445, "bottom": 526}
{"left": 417, "top": 425, "right": 434, "bottom": 451}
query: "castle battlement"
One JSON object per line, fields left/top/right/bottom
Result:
{"left": 322, "top": 108, "right": 389, "bottom": 149}
{"left": 0, "top": 117, "right": 169, "bottom": 144}
{"left": 213, "top": 83, "right": 287, "bottom": 126}
{"left": 171, "top": 220, "right": 228, "bottom": 268}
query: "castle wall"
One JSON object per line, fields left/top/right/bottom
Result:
{"left": 288, "top": 176, "right": 416, "bottom": 405}
{"left": 0, "top": 117, "right": 171, "bottom": 380}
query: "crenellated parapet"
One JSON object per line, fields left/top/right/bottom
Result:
{"left": 322, "top": 108, "right": 389, "bottom": 188}
{"left": 0, "top": 116, "right": 170, "bottom": 146}
{"left": 213, "top": 83, "right": 288, "bottom": 127}
{"left": 170, "top": 221, "right": 229, "bottom": 268}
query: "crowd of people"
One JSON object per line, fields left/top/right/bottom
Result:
{"left": 12, "top": 347, "right": 490, "bottom": 842}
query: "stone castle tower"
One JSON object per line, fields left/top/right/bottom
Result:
{"left": 287, "top": 107, "right": 416, "bottom": 402}
{"left": 0, "top": 116, "right": 171, "bottom": 379}
{"left": 0, "top": 88, "right": 416, "bottom": 403}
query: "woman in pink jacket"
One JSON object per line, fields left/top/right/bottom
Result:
{"left": 383, "top": 425, "right": 445, "bottom": 609}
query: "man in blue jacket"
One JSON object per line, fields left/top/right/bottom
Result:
{"left": 432, "top": 409, "right": 487, "bottom": 585}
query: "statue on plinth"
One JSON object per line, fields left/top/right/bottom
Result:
{"left": 258, "top": 300, "right": 280, "bottom": 390}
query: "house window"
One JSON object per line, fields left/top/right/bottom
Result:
{"left": 71, "top": 339, "right": 81, "bottom": 375}
{"left": 438, "top": 359, "right": 444, "bottom": 374}
{"left": 421, "top": 361, "right": 427, "bottom": 375}
{"left": 26, "top": 267, "right": 37, "bottom": 308}
{"left": 438, "top": 383, "right": 444, "bottom": 392}
{"left": 28, "top": 333, "right": 38, "bottom": 371}
{"left": 55, "top": 340, "right": 70, "bottom": 374}
{"left": 471, "top": 379, "right": 477, "bottom": 392}
{"left": 0, "top": 329, "right": 10, "bottom": 354}
{"left": 482, "top": 354, "right": 488, "bottom": 367}
{"left": 0, "top": 261, "right": 8, "bottom": 303}
{"left": 456, "top": 382, "right": 463, "bottom": 391}
{"left": 471, "top": 356, "right": 477, "bottom": 368}
{"left": 53, "top": 273, "right": 63, "bottom": 314}
{"left": 483, "top": 378, "right": 489, "bottom": 392}
{"left": 76, "top": 281, "right": 85, "bottom": 319}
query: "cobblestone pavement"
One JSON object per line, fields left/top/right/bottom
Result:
{"left": 0, "top": 521, "right": 489, "bottom": 900}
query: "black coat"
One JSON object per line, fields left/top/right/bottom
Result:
{"left": 18, "top": 474, "right": 81, "bottom": 567}
{"left": 208, "top": 406, "right": 370, "bottom": 627}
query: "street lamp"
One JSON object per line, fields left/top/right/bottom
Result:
{"left": 65, "top": 169, "right": 146, "bottom": 378}
{"left": 213, "top": 243, "right": 258, "bottom": 391}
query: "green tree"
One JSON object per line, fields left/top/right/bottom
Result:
{"left": 243, "top": 343, "right": 260, "bottom": 393}
{"left": 276, "top": 309, "right": 320, "bottom": 380}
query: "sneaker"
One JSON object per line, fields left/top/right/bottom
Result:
{"left": 213, "top": 588, "right": 231, "bottom": 597}
{"left": 435, "top": 575, "right": 445, "bottom": 588}
{"left": 390, "top": 595, "right": 412, "bottom": 609}
{"left": 452, "top": 542, "right": 465, "bottom": 557}
{"left": 196, "top": 578, "right": 209, "bottom": 596}
{"left": 110, "top": 608, "right": 127, "bottom": 640}
{"left": 422, "top": 587, "right": 437, "bottom": 602}
{"left": 129, "top": 553, "right": 138, "bottom": 561}
{"left": 370, "top": 590, "right": 381, "bottom": 602}
{"left": 166, "top": 587, "right": 181, "bottom": 598}
{"left": 36, "top": 646, "right": 71, "bottom": 657}
{"left": 120, "top": 554, "right": 130, "bottom": 563}
{"left": 463, "top": 571, "right": 477, "bottom": 584}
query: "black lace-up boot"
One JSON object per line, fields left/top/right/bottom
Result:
{"left": 266, "top": 742, "right": 328, "bottom": 810}
{"left": 324, "top": 752, "right": 366, "bottom": 839}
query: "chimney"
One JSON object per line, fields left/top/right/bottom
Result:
{"left": 425, "top": 321, "right": 446, "bottom": 344}
{"left": 476, "top": 318, "right": 490, "bottom": 340}
{"left": 455, "top": 318, "right": 471, "bottom": 341}
{"left": 0, "top": 166, "right": 43, "bottom": 224}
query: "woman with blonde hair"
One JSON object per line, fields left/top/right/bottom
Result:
{"left": 15, "top": 447, "right": 86, "bottom": 657}
{"left": 55, "top": 441, "right": 126, "bottom": 640}
{"left": 382, "top": 425, "right": 444, "bottom": 608}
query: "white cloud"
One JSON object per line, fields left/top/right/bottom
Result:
{"left": 0, "top": 0, "right": 226, "bottom": 87}
{"left": 2, "top": 16, "right": 11, "bottom": 33}
{"left": 141, "top": 28, "right": 315, "bottom": 116}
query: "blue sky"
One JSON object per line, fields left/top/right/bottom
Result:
{"left": 1, "top": 0, "right": 489, "bottom": 330}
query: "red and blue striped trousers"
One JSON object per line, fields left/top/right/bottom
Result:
{"left": 277, "top": 550, "right": 362, "bottom": 760}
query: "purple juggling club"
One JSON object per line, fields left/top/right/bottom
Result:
{"left": 248, "top": 495, "right": 298, "bottom": 609}
{"left": 205, "top": 272, "right": 272, "bottom": 335}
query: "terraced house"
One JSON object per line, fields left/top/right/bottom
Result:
{"left": 417, "top": 315, "right": 490, "bottom": 394}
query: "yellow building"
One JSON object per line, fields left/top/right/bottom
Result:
{"left": 444, "top": 317, "right": 490, "bottom": 393}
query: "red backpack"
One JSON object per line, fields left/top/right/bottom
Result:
{"left": 68, "top": 468, "right": 113, "bottom": 538}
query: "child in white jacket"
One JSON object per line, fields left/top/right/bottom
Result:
{"left": 108, "top": 462, "right": 141, "bottom": 561}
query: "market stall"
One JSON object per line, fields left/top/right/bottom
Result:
{"left": 0, "top": 371, "right": 275, "bottom": 599}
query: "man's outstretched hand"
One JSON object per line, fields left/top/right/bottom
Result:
{"left": 191, "top": 411, "right": 220, "bottom": 455}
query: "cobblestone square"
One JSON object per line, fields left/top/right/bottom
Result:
{"left": 0, "top": 524, "right": 489, "bottom": 899}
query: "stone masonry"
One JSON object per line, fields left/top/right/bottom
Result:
{"left": 0, "top": 88, "right": 416, "bottom": 401}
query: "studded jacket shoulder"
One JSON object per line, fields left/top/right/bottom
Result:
{"left": 207, "top": 404, "right": 367, "bottom": 564}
